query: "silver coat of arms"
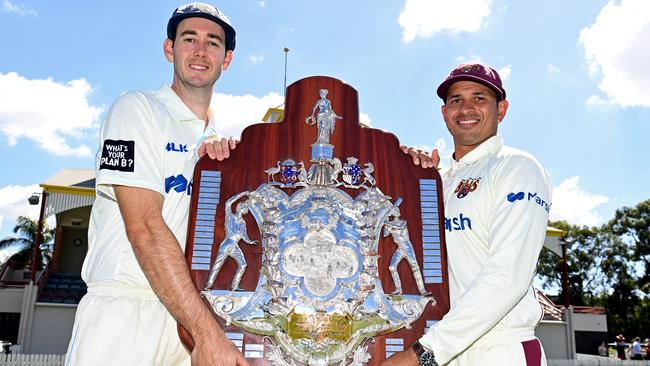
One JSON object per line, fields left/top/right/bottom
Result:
{"left": 203, "top": 89, "right": 434, "bottom": 366}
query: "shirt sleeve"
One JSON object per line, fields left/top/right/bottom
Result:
{"left": 95, "top": 91, "right": 165, "bottom": 200}
{"left": 197, "top": 124, "right": 224, "bottom": 145}
{"left": 420, "top": 154, "right": 552, "bottom": 364}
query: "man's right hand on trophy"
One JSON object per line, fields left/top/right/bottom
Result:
{"left": 191, "top": 332, "right": 250, "bottom": 366}
{"left": 199, "top": 136, "right": 238, "bottom": 161}
{"left": 401, "top": 146, "right": 440, "bottom": 169}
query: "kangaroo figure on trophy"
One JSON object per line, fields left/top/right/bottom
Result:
{"left": 383, "top": 205, "right": 431, "bottom": 296}
{"left": 204, "top": 192, "right": 258, "bottom": 292}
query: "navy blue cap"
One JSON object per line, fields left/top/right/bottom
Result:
{"left": 167, "top": 2, "right": 236, "bottom": 51}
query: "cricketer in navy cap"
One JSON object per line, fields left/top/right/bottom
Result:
{"left": 167, "top": 2, "right": 236, "bottom": 51}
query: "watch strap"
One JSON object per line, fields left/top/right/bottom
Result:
{"left": 412, "top": 340, "right": 427, "bottom": 356}
{"left": 412, "top": 340, "right": 439, "bottom": 366}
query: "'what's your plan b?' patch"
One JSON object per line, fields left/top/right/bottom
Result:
{"left": 99, "top": 139, "right": 135, "bottom": 172}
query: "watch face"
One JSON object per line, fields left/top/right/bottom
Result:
{"left": 419, "top": 352, "right": 438, "bottom": 366}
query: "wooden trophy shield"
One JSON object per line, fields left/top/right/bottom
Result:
{"left": 180, "top": 76, "right": 448, "bottom": 365}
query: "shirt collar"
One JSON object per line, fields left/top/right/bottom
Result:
{"left": 155, "top": 84, "right": 214, "bottom": 125}
{"left": 449, "top": 134, "right": 503, "bottom": 169}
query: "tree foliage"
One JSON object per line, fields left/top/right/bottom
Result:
{"left": 537, "top": 199, "right": 650, "bottom": 338}
{"left": 607, "top": 199, "right": 650, "bottom": 293}
{"left": 537, "top": 221, "right": 609, "bottom": 306}
{"left": 0, "top": 215, "right": 54, "bottom": 269}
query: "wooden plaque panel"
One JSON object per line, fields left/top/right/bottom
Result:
{"left": 180, "top": 76, "right": 448, "bottom": 364}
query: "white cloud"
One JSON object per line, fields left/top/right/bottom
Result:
{"left": 398, "top": 0, "right": 492, "bottom": 43}
{"left": 0, "top": 72, "right": 103, "bottom": 157}
{"left": 359, "top": 113, "right": 372, "bottom": 127}
{"left": 498, "top": 65, "right": 512, "bottom": 81}
{"left": 455, "top": 55, "right": 482, "bottom": 63}
{"left": 579, "top": 0, "right": 650, "bottom": 107}
{"left": 212, "top": 92, "right": 368, "bottom": 142}
{"left": 210, "top": 92, "right": 284, "bottom": 139}
{"left": 550, "top": 176, "right": 609, "bottom": 226}
{"left": 0, "top": 184, "right": 40, "bottom": 231}
{"left": 546, "top": 63, "right": 561, "bottom": 74}
{"left": 2, "top": 0, "right": 36, "bottom": 16}
{"left": 586, "top": 95, "right": 613, "bottom": 106}
{"left": 248, "top": 54, "right": 265, "bottom": 65}
{"left": 429, "top": 137, "right": 453, "bottom": 168}
{"left": 259, "top": 1, "right": 265, "bottom": 7}
{"left": 434, "top": 137, "right": 452, "bottom": 162}
{"left": 276, "top": 27, "right": 295, "bottom": 35}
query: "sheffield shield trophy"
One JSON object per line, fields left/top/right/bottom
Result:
{"left": 181, "top": 76, "right": 448, "bottom": 365}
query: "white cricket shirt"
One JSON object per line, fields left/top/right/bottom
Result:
{"left": 82, "top": 84, "right": 214, "bottom": 289}
{"left": 420, "top": 135, "right": 552, "bottom": 364}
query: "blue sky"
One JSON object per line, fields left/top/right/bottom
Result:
{"left": 0, "top": 0, "right": 648, "bottom": 240}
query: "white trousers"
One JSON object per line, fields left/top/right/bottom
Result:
{"left": 65, "top": 285, "right": 190, "bottom": 366}
{"left": 447, "top": 338, "right": 547, "bottom": 366}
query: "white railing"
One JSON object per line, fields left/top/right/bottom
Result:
{"left": 0, "top": 354, "right": 65, "bottom": 366}
{"left": 1, "top": 354, "right": 648, "bottom": 366}
{"left": 550, "top": 358, "right": 650, "bottom": 366}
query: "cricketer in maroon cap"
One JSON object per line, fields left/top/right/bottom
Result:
{"left": 386, "top": 63, "right": 552, "bottom": 366}
{"left": 437, "top": 63, "right": 508, "bottom": 161}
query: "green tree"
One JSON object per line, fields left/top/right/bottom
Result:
{"left": 607, "top": 199, "right": 650, "bottom": 293}
{"left": 601, "top": 199, "right": 650, "bottom": 336}
{"left": 0, "top": 216, "right": 54, "bottom": 270}
{"left": 537, "top": 200, "right": 650, "bottom": 338}
{"left": 536, "top": 221, "right": 608, "bottom": 306}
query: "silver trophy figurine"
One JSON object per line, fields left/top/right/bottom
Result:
{"left": 305, "top": 89, "right": 342, "bottom": 145}
{"left": 204, "top": 192, "right": 258, "bottom": 292}
{"left": 304, "top": 89, "right": 343, "bottom": 186}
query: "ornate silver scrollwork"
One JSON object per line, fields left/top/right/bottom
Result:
{"left": 202, "top": 88, "right": 435, "bottom": 365}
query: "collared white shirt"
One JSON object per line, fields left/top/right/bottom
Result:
{"left": 421, "top": 135, "right": 552, "bottom": 364}
{"left": 83, "top": 84, "right": 216, "bottom": 288}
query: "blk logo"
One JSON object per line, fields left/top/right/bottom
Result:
{"left": 166, "top": 142, "right": 188, "bottom": 153}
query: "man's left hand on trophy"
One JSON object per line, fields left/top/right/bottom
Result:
{"left": 380, "top": 346, "right": 420, "bottom": 366}
{"left": 199, "top": 136, "right": 238, "bottom": 160}
{"left": 401, "top": 146, "right": 440, "bottom": 169}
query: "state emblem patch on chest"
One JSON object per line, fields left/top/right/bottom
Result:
{"left": 454, "top": 177, "right": 481, "bottom": 199}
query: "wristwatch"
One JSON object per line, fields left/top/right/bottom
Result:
{"left": 412, "top": 340, "right": 439, "bottom": 366}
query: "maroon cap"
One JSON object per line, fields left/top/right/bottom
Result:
{"left": 436, "top": 63, "right": 506, "bottom": 102}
